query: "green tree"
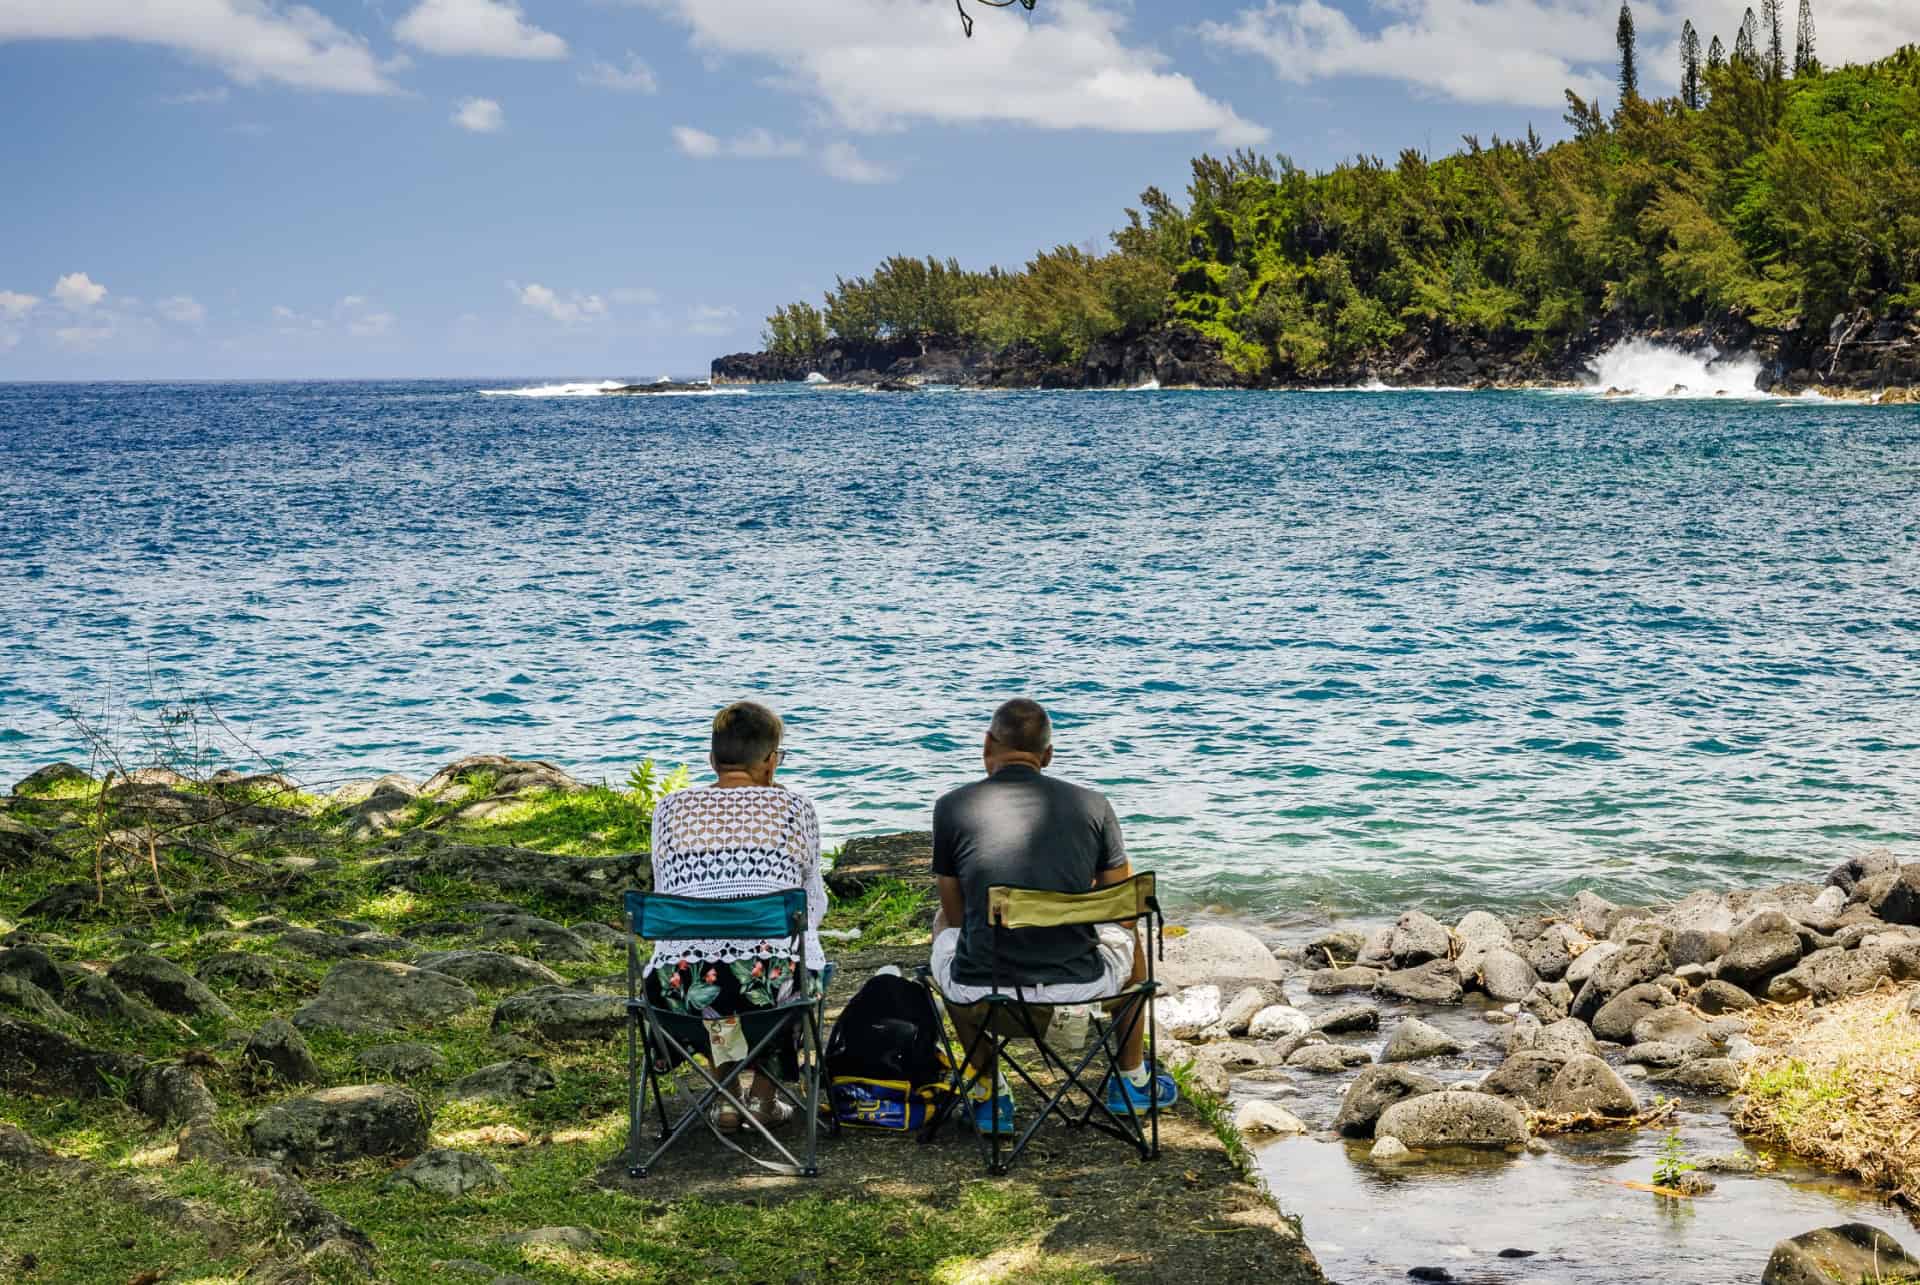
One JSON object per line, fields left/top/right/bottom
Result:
{"left": 1762, "top": 0, "right": 1787, "bottom": 80}
{"left": 1617, "top": 3, "right": 1639, "bottom": 102}
{"left": 1794, "top": 0, "right": 1817, "bottom": 75}
{"left": 1734, "top": 8, "right": 1760, "bottom": 69}
{"left": 1681, "top": 21, "right": 1704, "bottom": 109}
{"left": 1709, "top": 35, "right": 1726, "bottom": 71}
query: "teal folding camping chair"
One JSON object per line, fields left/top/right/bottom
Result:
{"left": 918, "top": 871, "right": 1165, "bottom": 1174}
{"left": 624, "top": 888, "right": 837, "bottom": 1177}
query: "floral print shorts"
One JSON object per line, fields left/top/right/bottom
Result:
{"left": 645, "top": 954, "right": 800, "bottom": 1018}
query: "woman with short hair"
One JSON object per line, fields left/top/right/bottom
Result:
{"left": 644, "top": 700, "right": 825, "bottom": 1129}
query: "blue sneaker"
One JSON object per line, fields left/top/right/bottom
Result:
{"left": 966, "top": 1092, "right": 1015, "bottom": 1136}
{"left": 1105, "top": 1066, "right": 1177, "bottom": 1115}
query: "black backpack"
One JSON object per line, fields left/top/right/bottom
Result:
{"left": 823, "top": 973, "right": 952, "bottom": 1129}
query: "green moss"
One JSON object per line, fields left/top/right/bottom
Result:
{"left": 822, "top": 876, "right": 932, "bottom": 948}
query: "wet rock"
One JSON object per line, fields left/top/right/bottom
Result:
{"left": 1286, "top": 1043, "right": 1372, "bottom": 1072}
{"left": 1248, "top": 1004, "right": 1311, "bottom": 1040}
{"left": 11, "top": 762, "right": 92, "bottom": 796}
{"left": 1356, "top": 925, "right": 1395, "bottom": 968}
{"left": 0, "top": 946, "right": 63, "bottom": 998}
{"left": 1159, "top": 924, "right": 1286, "bottom": 987}
{"left": 1220, "top": 986, "right": 1267, "bottom": 1035}
{"left": 1544, "top": 1055, "right": 1636, "bottom": 1116}
{"left": 1369, "top": 1135, "right": 1412, "bottom": 1163}
{"left": 1761, "top": 1223, "right": 1920, "bottom": 1285}
{"left": 1233, "top": 1101, "right": 1307, "bottom": 1135}
{"left": 1376, "top": 960, "right": 1464, "bottom": 1005}
{"left": 1696, "top": 1150, "right": 1760, "bottom": 1173}
{"left": 475, "top": 915, "right": 596, "bottom": 963}
{"left": 1306, "top": 966, "right": 1380, "bottom": 996}
{"left": 409, "top": 949, "right": 568, "bottom": 991}
{"left": 1572, "top": 943, "right": 1668, "bottom": 1023}
{"left": 1376, "top": 1090, "right": 1528, "bottom": 1149}
{"left": 1480, "top": 1052, "right": 1569, "bottom": 1109}
{"left": 1389, "top": 911, "right": 1452, "bottom": 967}
{"left": 1382, "top": 1017, "right": 1462, "bottom": 1063}
{"left": 292, "top": 961, "right": 478, "bottom": 1034}
{"left": 491, "top": 986, "right": 626, "bottom": 1043}
{"left": 1695, "top": 979, "right": 1757, "bottom": 1014}
{"left": 1333, "top": 1065, "right": 1443, "bottom": 1137}
{"left": 1479, "top": 949, "right": 1538, "bottom": 1003}
{"left": 1827, "top": 850, "right": 1899, "bottom": 897}
{"left": 0, "top": 972, "right": 73, "bottom": 1025}
{"left": 245, "top": 1084, "right": 431, "bottom": 1168}
{"left": 1624, "top": 1041, "right": 1690, "bottom": 1067}
{"left": 62, "top": 972, "right": 167, "bottom": 1027}
{"left": 1157, "top": 985, "right": 1224, "bottom": 1039}
{"left": 1672, "top": 1171, "right": 1717, "bottom": 1196}
{"left": 449, "top": 1058, "right": 556, "bottom": 1102}
{"left": 1301, "top": 930, "right": 1365, "bottom": 970}
{"left": 385, "top": 1148, "right": 504, "bottom": 1197}
{"left": 356, "top": 1042, "right": 448, "bottom": 1077}
{"left": 1719, "top": 911, "right": 1805, "bottom": 987}
{"left": 1408, "top": 1268, "right": 1454, "bottom": 1282}
{"left": 107, "top": 954, "right": 235, "bottom": 1021}
{"left": 1590, "top": 982, "right": 1673, "bottom": 1043}
{"left": 1312, "top": 1002, "right": 1379, "bottom": 1034}
{"left": 242, "top": 1018, "right": 323, "bottom": 1086}
{"left": 1657, "top": 1057, "right": 1743, "bottom": 1095}
{"left": 195, "top": 952, "right": 288, "bottom": 992}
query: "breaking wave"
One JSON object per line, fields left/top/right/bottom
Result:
{"left": 1581, "top": 341, "right": 1769, "bottom": 399}
{"left": 479, "top": 380, "right": 626, "bottom": 398}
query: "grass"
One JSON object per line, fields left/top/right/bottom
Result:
{"left": 823, "top": 875, "right": 934, "bottom": 948}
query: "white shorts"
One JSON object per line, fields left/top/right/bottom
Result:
{"left": 930, "top": 924, "right": 1136, "bottom": 1006}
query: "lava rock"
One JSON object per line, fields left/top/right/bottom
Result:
{"left": 61, "top": 972, "right": 166, "bottom": 1027}
{"left": 0, "top": 972, "right": 73, "bottom": 1025}
{"left": 0, "top": 946, "right": 64, "bottom": 998}
{"left": 1719, "top": 911, "right": 1806, "bottom": 987}
{"left": 11, "top": 762, "right": 93, "bottom": 796}
{"left": 1221, "top": 986, "right": 1269, "bottom": 1036}
{"left": 1376, "top": 959, "right": 1464, "bottom": 1004}
{"left": 1762, "top": 1223, "right": 1920, "bottom": 1285}
{"left": 245, "top": 1084, "right": 431, "bottom": 1168}
{"left": 1370, "top": 1135, "right": 1412, "bottom": 1163}
{"left": 490, "top": 986, "right": 626, "bottom": 1043}
{"left": 1389, "top": 911, "right": 1452, "bottom": 967}
{"left": 1480, "top": 1052, "right": 1569, "bottom": 1109}
{"left": 385, "top": 1148, "right": 504, "bottom": 1197}
{"left": 1333, "top": 1065, "right": 1444, "bottom": 1137}
{"left": 1591, "top": 982, "right": 1673, "bottom": 1044}
{"left": 1865, "top": 866, "right": 1920, "bottom": 926}
{"left": 195, "top": 952, "right": 289, "bottom": 992}
{"left": 1313, "top": 1002, "right": 1380, "bottom": 1034}
{"left": 356, "top": 1043, "right": 449, "bottom": 1078}
{"left": 1546, "top": 1054, "right": 1637, "bottom": 1117}
{"left": 1523, "top": 924, "right": 1587, "bottom": 983}
{"left": 1573, "top": 891, "right": 1621, "bottom": 937}
{"left": 1479, "top": 949, "right": 1538, "bottom": 1002}
{"left": 1248, "top": 1004, "right": 1311, "bottom": 1040}
{"left": 1670, "top": 929, "right": 1731, "bottom": 969}
{"left": 242, "top": 1018, "right": 323, "bottom": 1086}
{"left": 1382, "top": 1017, "right": 1463, "bottom": 1063}
{"left": 1375, "top": 1090, "right": 1529, "bottom": 1149}
{"left": 1571, "top": 943, "right": 1668, "bottom": 1023}
{"left": 475, "top": 915, "right": 597, "bottom": 963}
{"left": 448, "top": 1058, "right": 556, "bottom": 1102}
{"left": 1452, "top": 910, "right": 1513, "bottom": 983}
{"left": 1563, "top": 940, "right": 1621, "bottom": 989}
{"left": 1826, "top": 850, "right": 1899, "bottom": 897}
{"left": 1656, "top": 1057, "right": 1743, "bottom": 1095}
{"left": 1521, "top": 979, "right": 1575, "bottom": 1024}
{"left": 1158, "top": 924, "right": 1287, "bottom": 987}
{"left": 0, "top": 815, "right": 55, "bottom": 867}
{"left": 1630, "top": 1008, "right": 1714, "bottom": 1052}
{"left": 1233, "top": 1101, "right": 1308, "bottom": 1135}
{"left": 292, "top": 961, "right": 478, "bottom": 1034}
{"left": 107, "top": 953, "right": 235, "bottom": 1021}
{"left": 1695, "top": 979, "right": 1757, "bottom": 1014}
{"left": 1306, "top": 966, "right": 1382, "bottom": 996}
{"left": 1301, "top": 930, "right": 1365, "bottom": 970}
{"left": 1286, "top": 1042, "right": 1372, "bottom": 1072}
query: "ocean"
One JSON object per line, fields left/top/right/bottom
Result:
{"left": 3, "top": 373, "right": 1916, "bottom": 924}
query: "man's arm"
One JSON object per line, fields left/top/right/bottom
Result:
{"left": 937, "top": 875, "right": 967, "bottom": 933}
{"left": 1093, "top": 861, "right": 1134, "bottom": 888}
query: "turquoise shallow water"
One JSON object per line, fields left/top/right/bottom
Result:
{"left": 2, "top": 380, "right": 1916, "bottom": 921}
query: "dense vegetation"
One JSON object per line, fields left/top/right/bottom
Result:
{"left": 763, "top": 10, "right": 1920, "bottom": 380}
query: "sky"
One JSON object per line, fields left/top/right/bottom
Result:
{"left": 2, "top": 0, "right": 1916, "bottom": 380}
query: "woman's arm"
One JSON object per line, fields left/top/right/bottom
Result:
{"left": 795, "top": 795, "right": 826, "bottom": 933}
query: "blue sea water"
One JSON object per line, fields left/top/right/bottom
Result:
{"left": 2, "top": 379, "right": 1917, "bottom": 923}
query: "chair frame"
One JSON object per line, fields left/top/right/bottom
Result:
{"left": 623, "top": 888, "right": 838, "bottom": 1178}
{"left": 918, "top": 872, "right": 1164, "bottom": 1175}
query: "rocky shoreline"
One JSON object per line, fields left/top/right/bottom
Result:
{"left": 711, "top": 311, "right": 1920, "bottom": 401}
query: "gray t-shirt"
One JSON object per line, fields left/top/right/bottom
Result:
{"left": 931, "top": 764, "right": 1128, "bottom": 987}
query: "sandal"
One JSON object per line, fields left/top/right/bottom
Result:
{"left": 707, "top": 1102, "right": 744, "bottom": 1132}
{"left": 744, "top": 1098, "right": 796, "bottom": 1131}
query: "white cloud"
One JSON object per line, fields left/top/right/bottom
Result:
{"left": 672, "top": 124, "right": 808, "bottom": 159}
{"left": 161, "top": 86, "right": 230, "bottom": 104}
{"left": 394, "top": 0, "right": 566, "bottom": 59}
{"left": 453, "top": 97, "right": 505, "bottom": 132}
{"left": 0, "top": 290, "right": 38, "bottom": 320}
{"left": 687, "top": 303, "right": 738, "bottom": 336}
{"left": 0, "top": 0, "right": 396, "bottom": 94}
{"left": 671, "top": 125, "right": 721, "bottom": 158}
{"left": 513, "top": 282, "right": 610, "bottom": 324}
{"left": 581, "top": 52, "right": 658, "bottom": 92}
{"left": 53, "top": 272, "right": 107, "bottom": 312}
{"left": 333, "top": 295, "right": 395, "bottom": 337}
{"left": 641, "top": 0, "right": 1264, "bottom": 143}
{"left": 819, "top": 140, "right": 893, "bottom": 184}
{"left": 158, "top": 295, "right": 207, "bottom": 325}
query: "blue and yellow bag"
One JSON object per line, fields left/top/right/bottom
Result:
{"left": 824, "top": 973, "right": 953, "bottom": 1131}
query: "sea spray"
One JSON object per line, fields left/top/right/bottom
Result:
{"left": 1584, "top": 340, "right": 1768, "bottom": 399}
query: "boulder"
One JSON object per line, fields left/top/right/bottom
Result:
{"left": 1624, "top": 1041, "right": 1688, "bottom": 1067}
{"left": 1523, "top": 924, "right": 1587, "bottom": 982}
{"left": 413, "top": 949, "right": 566, "bottom": 991}
{"left": 1453, "top": 911, "right": 1513, "bottom": 981}
{"left": 491, "top": 986, "right": 626, "bottom": 1043}
{"left": 1382, "top": 1017, "right": 1462, "bottom": 1063}
{"left": 1657, "top": 1057, "right": 1743, "bottom": 1094}
{"left": 1562, "top": 940, "right": 1621, "bottom": 990}
{"left": 196, "top": 952, "right": 288, "bottom": 992}
{"left": 1479, "top": 949, "right": 1538, "bottom": 1003}
{"left": 242, "top": 1018, "right": 323, "bottom": 1086}
{"left": 1376, "top": 960, "right": 1464, "bottom": 1004}
{"left": 245, "top": 1084, "right": 431, "bottom": 1168}
{"left": 11, "top": 762, "right": 92, "bottom": 796}
{"left": 1333, "top": 1065, "right": 1443, "bottom": 1137}
{"left": 1571, "top": 945, "right": 1668, "bottom": 1023}
{"left": 385, "top": 1148, "right": 504, "bottom": 1197}
{"left": 276, "top": 928, "right": 413, "bottom": 960}
{"left": 475, "top": 915, "right": 596, "bottom": 963}
{"left": 1375, "top": 1091, "right": 1528, "bottom": 1149}
{"left": 1306, "top": 967, "right": 1380, "bottom": 996}
{"left": 1301, "top": 930, "right": 1365, "bottom": 970}
{"left": 1545, "top": 1054, "right": 1637, "bottom": 1117}
{"left": 1480, "top": 1052, "right": 1569, "bottom": 1109}
{"left": 1388, "top": 911, "right": 1452, "bottom": 967}
{"left": 1312, "top": 1002, "right": 1379, "bottom": 1034}
{"left": 1611, "top": 916, "right": 1671, "bottom": 950}
{"left": 1286, "top": 1043, "right": 1372, "bottom": 1072}
{"left": 292, "top": 961, "right": 478, "bottom": 1034}
{"left": 1508, "top": 1017, "right": 1598, "bottom": 1061}
{"left": 1695, "top": 979, "right": 1757, "bottom": 1014}
{"left": 1661, "top": 889, "right": 1735, "bottom": 937}
{"left": 356, "top": 1043, "right": 449, "bottom": 1077}
{"left": 1719, "top": 911, "right": 1805, "bottom": 987}
{"left": 1520, "top": 980, "right": 1573, "bottom": 1024}
{"left": 1769, "top": 945, "right": 1920, "bottom": 1004}
{"left": 1572, "top": 891, "right": 1620, "bottom": 937}
{"left": 1220, "top": 986, "right": 1268, "bottom": 1036}
{"left": 338, "top": 775, "right": 420, "bottom": 841}
{"left": 0, "top": 946, "right": 64, "bottom": 998}
{"left": 1591, "top": 983, "right": 1673, "bottom": 1044}
{"left": 448, "top": 1058, "right": 556, "bottom": 1102}
{"left": 1158, "top": 924, "right": 1287, "bottom": 988}
{"left": 822, "top": 831, "right": 935, "bottom": 900}
{"left": 419, "top": 755, "right": 585, "bottom": 801}
{"left": 1233, "top": 1101, "right": 1308, "bottom": 1136}
{"left": 1157, "top": 986, "right": 1224, "bottom": 1039}
{"left": 61, "top": 972, "right": 166, "bottom": 1027}
{"left": 1761, "top": 1224, "right": 1920, "bottom": 1285}
{"left": 1247, "top": 1004, "right": 1310, "bottom": 1040}
{"left": 107, "top": 954, "right": 235, "bottom": 1021}
{"left": 1630, "top": 1008, "right": 1714, "bottom": 1053}
{"left": 0, "top": 973, "right": 73, "bottom": 1025}
{"left": 1670, "top": 929, "right": 1731, "bottom": 969}
{"left": 1826, "top": 850, "right": 1899, "bottom": 897}
{"left": 1355, "top": 925, "right": 1395, "bottom": 968}
{"left": 1865, "top": 866, "right": 1920, "bottom": 927}
{"left": 1370, "top": 1135, "right": 1412, "bottom": 1163}
{"left": 0, "top": 815, "right": 55, "bottom": 867}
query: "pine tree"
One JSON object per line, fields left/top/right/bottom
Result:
{"left": 1708, "top": 35, "right": 1726, "bottom": 70}
{"left": 1734, "top": 8, "right": 1759, "bottom": 68}
{"left": 1794, "top": 0, "right": 1817, "bottom": 75}
{"left": 1763, "top": 0, "right": 1786, "bottom": 79}
{"left": 1616, "top": 2, "right": 1639, "bottom": 102}
{"left": 1680, "top": 20, "right": 1703, "bottom": 109}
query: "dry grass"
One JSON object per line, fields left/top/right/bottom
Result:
{"left": 1734, "top": 983, "right": 1920, "bottom": 1210}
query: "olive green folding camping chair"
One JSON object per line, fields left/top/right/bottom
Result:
{"left": 624, "top": 888, "right": 838, "bottom": 1178}
{"left": 918, "top": 872, "right": 1164, "bottom": 1174}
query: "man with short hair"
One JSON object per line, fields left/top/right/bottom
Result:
{"left": 930, "top": 697, "right": 1176, "bottom": 1135}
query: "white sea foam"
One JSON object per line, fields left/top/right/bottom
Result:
{"left": 1129, "top": 376, "right": 1162, "bottom": 391}
{"left": 1580, "top": 340, "right": 1769, "bottom": 399}
{"left": 804, "top": 371, "right": 829, "bottom": 384}
{"left": 479, "top": 380, "right": 626, "bottom": 398}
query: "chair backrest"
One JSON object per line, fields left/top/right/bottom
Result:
{"left": 987, "top": 872, "right": 1157, "bottom": 931}
{"left": 625, "top": 888, "right": 808, "bottom": 943}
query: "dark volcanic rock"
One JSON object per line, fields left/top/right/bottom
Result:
{"left": 196, "top": 952, "right": 289, "bottom": 992}
{"left": 1306, "top": 966, "right": 1381, "bottom": 996}
{"left": 242, "top": 1018, "right": 323, "bottom": 1086}
{"left": 1866, "top": 865, "right": 1920, "bottom": 926}
{"left": 1333, "top": 1065, "right": 1444, "bottom": 1137}
{"left": 292, "top": 961, "right": 478, "bottom": 1034}
{"left": 355, "top": 1042, "right": 448, "bottom": 1078}
{"left": 0, "top": 946, "right": 64, "bottom": 998}
{"left": 1377, "top": 959, "right": 1464, "bottom": 1004}
{"left": 823, "top": 832, "right": 936, "bottom": 900}
{"left": 1591, "top": 983, "right": 1673, "bottom": 1044}
{"left": 1826, "top": 850, "right": 1899, "bottom": 897}
{"left": 1695, "top": 979, "right": 1758, "bottom": 1014}
{"left": 1546, "top": 1055, "right": 1637, "bottom": 1117}
{"left": 415, "top": 950, "right": 564, "bottom": 991}
{"left": 1571, "top": 943, "right": 1668, "bottom": 1023}
{"left": 11, "top": 762, "right": 93, "bottom": 796}
{"left": 107, "top": 954, "right": 235, "bottom": 1021}
{"left": 1312, "top": 1002, "right": 1380, "bottom": 1034}
{"left": 245, "top": 1085, "right": 430, "bottom": 1169}
{"left": 0, "top": 815, "right": 56, "bottom": 867}
{"left": 1388, "top": 911, "right": 1452, "bottom": 967}
{"left": 1762, "top": 1223, "right": 1920, "bottom": 1285}
{"left": 491, "top": 986, "right": 625, "bottom": 1043}
{"left": 448, "top": 1058, "right": 556, "bottom": 1102}
{"left": 1480, "top": 1052, "right": 1569, "bottom": 1109}
{"left": 386, "top": 1149, "right": 504, "bottom": 1197}
{"left": 1718, "top": 911, "right": 1805, "bottom": 986}
{"left": 1376, "top": 1091, "right": 1528, "bottom": 1149}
